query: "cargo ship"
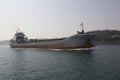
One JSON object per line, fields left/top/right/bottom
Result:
{"left": 10, "top": 23, "right": 95, "bottom": 49}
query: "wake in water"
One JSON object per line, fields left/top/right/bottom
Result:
{"left": 48, "top": 47, "right": 97, "bottom": 51}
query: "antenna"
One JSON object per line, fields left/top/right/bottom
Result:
{"left": 16, "top": 24, "right": 22, "bottom": 32}
{"left": 16, "top": 28, "right": 20, "bottom": 32}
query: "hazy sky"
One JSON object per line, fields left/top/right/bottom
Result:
{"left": 0, "top": 0, "right": 120, "bottom": 40}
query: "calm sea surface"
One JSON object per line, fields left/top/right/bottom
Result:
{"left": 0, "top": 44, "right": 120, "bottom": 80}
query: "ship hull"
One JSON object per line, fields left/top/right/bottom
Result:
{"left": 10, "top": 44, "right": 94, "bottom": 49}
{"left": 10, "top": 33, "right": 95, "bottom": 49}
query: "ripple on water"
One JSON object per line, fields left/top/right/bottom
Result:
{"left": 0, "top": 45, "right": 120, "bottom": 80}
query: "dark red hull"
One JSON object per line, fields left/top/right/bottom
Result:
{"left": 10, "top": 44, "right": 94, "bottom": 49}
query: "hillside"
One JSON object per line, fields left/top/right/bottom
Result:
{"left": 87, "top": 30, "right": 120, "bottom": 44}
{"left": 0, "top": 40, "right": 9, "bottom": 45}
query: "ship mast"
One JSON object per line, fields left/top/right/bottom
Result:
{"left": 80, "top": 22, "right": 84, "bottom": 34}
{"left": 16, "top": 28, "right": 20, "bottom": 33}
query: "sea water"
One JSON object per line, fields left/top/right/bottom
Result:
{"left": 0, "top": 44, "right": 120, "bottom": 80}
